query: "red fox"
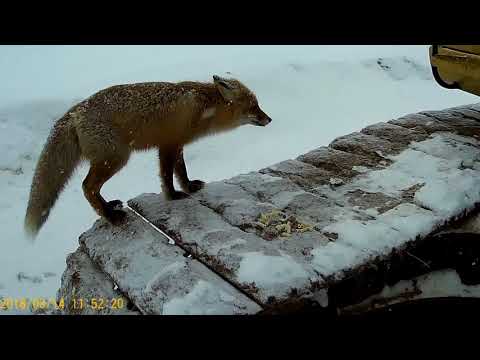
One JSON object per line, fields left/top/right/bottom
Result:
{"left": 24, "top": 75, "right": 272, "bottom": 238}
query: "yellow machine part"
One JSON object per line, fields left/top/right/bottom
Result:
{"left": 430, "top": 45, "right": 480, "bottom": 96}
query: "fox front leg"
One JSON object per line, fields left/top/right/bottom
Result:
{"left": 159, "top": 147, "right": 190, "bottom": 200}
{"left": 174, "top": 148, "right": 205, "bottom": 193}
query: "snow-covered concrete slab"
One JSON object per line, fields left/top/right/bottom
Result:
{"left": 308, "top": 132, "right": 480, "bottom": 277}
{"left": 361, "top": 122, "right": 429, "bottom": 145}
{"left": 448, "top": 106, "right": 480, "bottom": 121}
{"left": 400, "top": 106, "right": 480, "bottom": 137}
{"left": 61, "top": 104, "right": 480, "bottom": 314}
{"left": 56, "top": 247, "right": 140, "bottom": 315}
{"left": 76, "top": 210, "right": 261, "bottom": 314}
{"left": 128, "top": 192, "right": 326, "bottom": 307}
{"left": 128, "top": 105, "right": 480, "bottom": 310}
{"left": 259, "top": 159, "right": 334, "bottom": 189}
{"left": 389, "top": 113, "right": 455, "bottom": 134}
{"left": 336, "top": 212, "right": 480, "bottom": 315}
{"left": 329, "top": 132, "right": 403, "bottom": 159}
{"left": 296, "top": 147, "right": 379, "bottom": 180}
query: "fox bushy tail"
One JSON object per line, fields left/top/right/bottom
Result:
{"left": 25, "top": 114, "right": 81, "bottom": 238}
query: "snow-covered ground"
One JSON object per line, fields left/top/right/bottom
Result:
{"left": 0, "top": 45, "right": 478, "bottom": 314}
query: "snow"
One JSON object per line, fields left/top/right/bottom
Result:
{"left": 314, "top": 204, "right": 442, "bottom": 275}
{"left": 377, "top": 204, "right": 441, "bottom": 240}
{"left": 162, "top": 279, "right": 241, "bottom": 315}
{"left": 237, "top": 252, "right": 309, "bottom": 288}
{"left": 311, "top": 242, "right": 364, "bottom": 276}
{"left": 1, "top": 45, "right": 478, "bottom": 314}
{"left": 329, "top": 177, "right": 344, "bottom": 186}
{"left": 311, "top": 133, "right": 480, "bottom": 277}
{"left": 351, "top": 134, "right": 480, "bottom": 218}
{"left": 352, "top": 166, "right": 370, "bottom": 173}
{"left": 144, "top": 261, "right": 187, "bottom": 294}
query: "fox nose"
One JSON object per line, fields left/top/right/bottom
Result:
{"left": 265, "top": 117, "right": 272, "bottom": 124}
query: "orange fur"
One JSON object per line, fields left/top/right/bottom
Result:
{"left": 24, "top": 75, "right": 272, "bottom": 238}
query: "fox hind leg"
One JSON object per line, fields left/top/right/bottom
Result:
{"left": 76, "top": 120, "right": 130, "bottom": 223}
{"left": 82, "top": 158, "right": 128, "bottom": 224}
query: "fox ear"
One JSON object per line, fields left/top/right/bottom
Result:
{"left": 213, "top": 75, "right": 233, "bottom": 89}
{"left": 213, "top": 75, "right": 235, "bottom": 102}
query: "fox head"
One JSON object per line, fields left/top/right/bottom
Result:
{"left": 213, "top": 75, "right": 272, "bottom": 127}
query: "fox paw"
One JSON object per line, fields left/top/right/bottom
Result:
{"left": 170, "top": 191, "right": 190, "bottom": 200}
{"left": 107, "top": 200, "right": 123, "bottom": 210}
{"left": 105, "top": 209, "right": 127, "bottom": 225}
{"left": 187, "top": 180, "right": 205, "bottom": 193}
